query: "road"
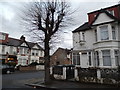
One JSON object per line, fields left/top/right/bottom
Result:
{"left": 2, "top": 70, "right": 45, "bottom": 88}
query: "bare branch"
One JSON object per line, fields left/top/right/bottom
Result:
{"left": 19, "top": 0, "right": 76, "bottom": 83}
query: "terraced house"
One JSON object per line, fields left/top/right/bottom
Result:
{"left": 72, "top": 4, "right": 120, "bottom": 68}
{"left": 0, "top": 32, "right": 44, "bottom": 66}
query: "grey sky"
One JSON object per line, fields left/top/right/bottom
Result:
{"left": 0, "top": 0, "right": 120, "bottom": 52}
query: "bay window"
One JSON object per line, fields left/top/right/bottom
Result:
{"left": 112, "top": 26, "right": 116, "bottom": 40}
{"left": 19, "top": 47, "right": 23, "bottom": 54}
{"left": 114, "top": 50, "right": 119, "bottom": 66}
{"left": 94, "top": 51, "right": 99, "bottom": 66}
{"left": 10, "top": 46, "right": 13, "bottom": 54}
{"left": 24, "top": 48, "right": 28, "bottom": 54}
{"left": 88, "top": 52, "right": 92, "bottom": 66}
{"left": 2, "top": 45, "right": 5, "bottom": 54}
{"left": 102, "top": 50, "right": 111, "bottom": 66}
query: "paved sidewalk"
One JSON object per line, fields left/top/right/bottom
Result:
{"left": 25, "top": 79, "right": 119, "bottom": 89}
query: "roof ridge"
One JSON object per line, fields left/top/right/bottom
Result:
{"left": 51, "top": 47, "right": 70, "bottom": 56}
{"left": 8, "top": 37, "right": 21, "bottom": 41}
{"left": 9, "top": 37, "right": 37, "bottom": 45}
{"left": 88, "top": 4, "right": 120, "bottom": 14}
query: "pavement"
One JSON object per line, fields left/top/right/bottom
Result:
{"left": 25, "top": 79, "right": 119, "bottom": 89}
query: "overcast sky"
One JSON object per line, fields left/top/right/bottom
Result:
{"left": 0, "top": 0, "right": 120, "bottom": 53}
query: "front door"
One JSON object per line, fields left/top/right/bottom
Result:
{"left": 80, "top": 53, "right": 88, "bottom": 68}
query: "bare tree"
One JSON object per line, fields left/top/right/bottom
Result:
{"left": 20, "top": 0, "right": 75, "bottom": 84}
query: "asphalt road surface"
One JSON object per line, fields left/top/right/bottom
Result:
{"left": 2, "top": 70, "right": 45, "bottom": 88}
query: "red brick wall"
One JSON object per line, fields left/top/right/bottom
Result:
{"left": 50, "top": 48, "right": 72, "bottom": 66}
{"left": 19, "top": 66, "right": 36, "bottom": 71}
{"left": 88, "top": 12, "right": 98, "bottom": 25}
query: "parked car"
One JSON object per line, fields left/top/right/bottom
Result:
{"left": 0, "top": 64, "right": 15, "bottom": 74}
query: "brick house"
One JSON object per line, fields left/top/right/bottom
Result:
{"left": 50, "top": 48, "right": 72, "bottom": 66}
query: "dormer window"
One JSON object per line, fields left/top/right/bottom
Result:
{"left": 107, "top": 10, "right": 114, "bottom": 16}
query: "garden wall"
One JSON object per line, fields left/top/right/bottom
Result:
{"left": 50, "top": 65, "right": 120, "bottom": 85}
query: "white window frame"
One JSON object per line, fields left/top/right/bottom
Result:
{"left": 88, "top": 52, "right": 92, "bottom": 66}
{"left": 32, "top": 50, "right": 35, "bottom": 56}
{"left": 82, "top": 32, "right": 85, "bottom": 41}
{"left": 19, "top": 47, "right": 23, "bottom": 54}
{"left": 112, "top": 25, "right": 116, "bottom": 40}
{"left": 95, "top": 29, "right": 97, "bottom": 42}
{"left": 72, "top": 52, "right": 80, "bottom": 65}
{"left": 100, "top": 25, "right": 109, "bottom": 41}
{"left": 36, "top": 50, "right": 39, "bottom": 56}
{"left": 107, "top": 10, "right": 114, "bottom": 16}
{"left": 2, "top": 45, "right": 5, "bottom": 54}
{"left": 79, "top": 32, "right": 85, "bottom": 42}
{"left": 114, "top": 50, "right": 119, "bottom": 66}
{"left": 18, "top": 58, "right": 22, "bottom": 65}
{"left": 22, "top": 59, "right": 27, "bottom": 65}
{"left": 24, "top": 48, "right": 28, "bottom": 54}
{"left": 102, "top": 50, "right": 111, "bottom": 66}
{"left": 94, "top": 51, "right": 99, "bottom": 67}
{"left": 9, "top": 46, "right": 13, "bottom": 54}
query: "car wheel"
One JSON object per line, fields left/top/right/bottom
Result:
{"left": 6, "top": 70, "right": 11, "bottom": 74}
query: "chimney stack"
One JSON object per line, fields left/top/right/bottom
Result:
{"left": 20, "top": 35, "right": 25, "bottom": 42}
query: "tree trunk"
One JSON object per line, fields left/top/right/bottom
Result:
{"left": 44, "top": 34, "right": 51, "bottom": 84}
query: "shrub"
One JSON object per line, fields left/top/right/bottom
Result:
{"left": 6, "top": 62, "right": 17, "bottom": 67}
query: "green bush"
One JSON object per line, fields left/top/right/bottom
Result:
{"left": 6, "top": 62, "right": 17, "bottom": 67}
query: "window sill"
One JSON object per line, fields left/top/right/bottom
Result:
{"left": 79, "top": 40, "right": 86, "bottom": 42}
{"left": 79, "top": 41, "right": 86, "bottom": 45}
{"left": 93, "top": 40, "right": 120, "bottom": 45}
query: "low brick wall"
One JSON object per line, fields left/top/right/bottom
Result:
{"left": 19, "top": 66, "right": 36, "bottom": 71}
